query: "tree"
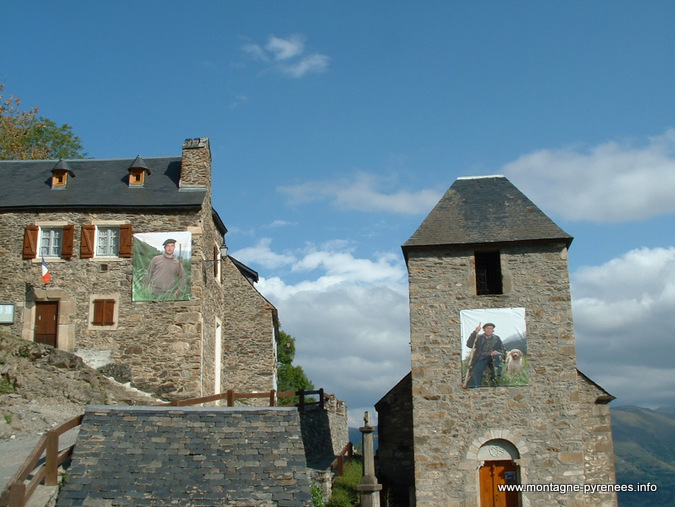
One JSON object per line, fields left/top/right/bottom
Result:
{"left": 0, "top": 83, "right": 86, "bottom": 160}
{"left": 277, "top": 330, "right": 315, "bottom": 405}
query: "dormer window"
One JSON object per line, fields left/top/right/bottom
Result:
{"left": 51, "top": 159, "right": 75, "bottom": 189}
{"left": 128, "top": 155, "right": 151, "bottom": 187}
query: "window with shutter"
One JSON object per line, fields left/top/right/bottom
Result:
{"left": 40, "top": 227, "right": 63, "bottom": 258}
{"left": 92, "top": 299, "right": 115, "bottom": 326}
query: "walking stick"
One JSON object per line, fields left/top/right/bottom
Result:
{"left": 463, "top": 328, "right": 479, "bottom": 388}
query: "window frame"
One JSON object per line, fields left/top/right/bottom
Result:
{"left": 96, "top": 226, "right": 120, "bottom": 257}
{"left": 88, "top": 294, "right": 119, "bottom": 330}
{"left": 24, "top": 223, "right": 74, "bottom": 260}
{"left": 40, "top": 226, "right": 63, "bottom": 258}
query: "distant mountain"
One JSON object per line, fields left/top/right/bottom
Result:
{"left": 611, "top": 405, "right": 675, "bottom": 507}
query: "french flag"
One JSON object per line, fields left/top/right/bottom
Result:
{"left": 41, "top": 257, "right": 51, "bottom": 283}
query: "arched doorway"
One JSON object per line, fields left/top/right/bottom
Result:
{"left": 478, "top": 439, "right": 521, "bottom": 507}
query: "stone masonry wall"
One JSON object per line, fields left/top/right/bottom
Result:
{"left": 408, "top": 242, "right": 615, "bottom": 506}
{"left": 0, "top": 204, "right": 277, "bottom": 402}
{"left": 375, "top": 372, "right": 414, "bottom": 506}
{"left": 578, "top": 376, "right": 618, "bottom": 505}
{"left": 220, "top": 257, "right": 277, "bottom": 397}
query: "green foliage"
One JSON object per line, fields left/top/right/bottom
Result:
{"left": 4, "top": 413, "right": 12, "bottom": 424}
{"left": 276, "top": 329, "right": 315, "bottom": 405}
{"left": 277, "top": 363, "right": 315, "bottom": 405}
{"left": 0, "top": 83, "right": 86, "bottom": 160}
{"left": 327, "top": 459, "right": 363, "bottom": 507}
{"left": 277, "top": 330, "right": 296, "bottom": 365}
{"left": 461, "top": 354, "right": 529, "bottom": 387}
{"left": 0, "top": 377, "right": 15, "bottom": 394}
{"left": 311, "top": 483, "right": 325, "bottom": 507}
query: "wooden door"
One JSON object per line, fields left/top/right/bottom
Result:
{"left": 479, "top": 460, "right": 519, "bottom": 507}
{"left": 35, "top": 301, "right": 58, "bottom": 347}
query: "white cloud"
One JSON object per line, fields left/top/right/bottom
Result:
{"left": 266, "top": 34, "right": 305, "bottom": 61}
{"left": 503, "top": 128, "right": 675, "bottom": 222}
{"left": 279, "top": 172, "right": 442, "bottom": 214}
{"left": 280, "top": 54, "right": 330, "bottom": 78}
{"left": 231, "top": 238, "right": 296, "bottom": 269}
{"left": 572, "top": 247, "right": 675, "bottom": 408}
{"left": 233, "top": 240, "right": 411, "bottom": 416}
{"left": 241, "top": 34, "right": 329, "bottom": 78}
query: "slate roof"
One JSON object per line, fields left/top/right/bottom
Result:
{"left": 57, "top": 406, "right": 313, "bottom": 507}
{"left": 403, "top": 175, "right": 573, "bottom": 251}
{"left": 0, "top": 157, "right": 206, "bottom": 211}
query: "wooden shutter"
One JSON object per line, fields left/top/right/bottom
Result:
{"left": 93, "top": 299, "right": 115, "bottom": 326}
{"left": 23, "top": 226, "right": 39, "bottom": 259}
{"left": 119, "top": 224, "right": 133, "bottom": 258}
{"left": 80, "top": 225, "right": 96, "bottom": 258}
{"left": 61, "top": 225, "right": 74, "bottom": 259}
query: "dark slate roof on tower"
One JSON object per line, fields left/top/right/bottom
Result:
{"left": 403, "top": 175, "right": 572, "bottom": 250}
{"left": 57, "top": 406, "right": 313, "bottom": 506}
{"left": 0, "top": 157, "right": 205, "bottom": 210}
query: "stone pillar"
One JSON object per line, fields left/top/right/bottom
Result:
{"left": 357, "top": 411, "right": 382, "bottom": 507}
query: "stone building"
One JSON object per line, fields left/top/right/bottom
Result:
{"left": 376, "top": 176, "right": 617, "bottom": 506}
{"left": 0, "top": 137, "right": 279, "bottom": 399}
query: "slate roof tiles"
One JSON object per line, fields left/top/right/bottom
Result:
{"left": 403, "top": 175, "right": 572, "bottom": 251}
{"left": 57, "top": 406, "right": 313, "bottom": 506}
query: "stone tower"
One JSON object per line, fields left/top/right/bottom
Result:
{"left": 381, "top": 175, "right": 617, "bottom": 506}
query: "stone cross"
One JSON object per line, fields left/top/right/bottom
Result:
{"left": 357, "top": 411, "right": 381, "bottom": 507}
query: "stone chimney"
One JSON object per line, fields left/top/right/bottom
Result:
{"left": 180, "top": 137, "right": 211, "bottom": 190}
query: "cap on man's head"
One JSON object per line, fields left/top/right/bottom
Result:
{"left": 163, "top": 238, "right": 177, "bottom": 246}
{"left": 483, "top": 323, "right": 496, "bottom": 329}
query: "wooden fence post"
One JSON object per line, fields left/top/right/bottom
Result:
{"left": 8, "top": 481, "right": 26, "bottom": 507}
{"left": 45, "top": 430, "right": 59, "bottom": 486}
{"left": 269, "top": 389, "right": 276, "bottom": 407}
{"left": 319, "top": 388, "right": 324, "bottom": 409}
{"left": 298, "top": 390, "right": 305, "bottom": 412}
{"left": 227, "top": 389, "right": 235, "bottom": 407}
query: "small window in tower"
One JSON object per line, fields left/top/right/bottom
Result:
{"left": 475, "top": 251, "right": 503, "bottom": 295}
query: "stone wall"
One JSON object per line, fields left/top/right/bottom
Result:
{"left": 220, "top": 257, "right": 278, "bottom": 396}
{"left": 299, "top": 396, "right": 349, "bottom": 470}
{"left": 407, "top": 242, "right": 616, "bottom": 506}
{"left": 375, "top": 372, "right": 414, "bottom": 506}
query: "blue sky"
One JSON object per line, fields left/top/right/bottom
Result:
{"left": 3, "top": 1, "right": 675, "bottom": 424}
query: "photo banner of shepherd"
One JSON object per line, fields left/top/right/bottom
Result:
{"left": 132, "top": 231, "right": 192, "bottom": 302}
{"left": 460, "top": 307, "right": 528, "bottom": 388}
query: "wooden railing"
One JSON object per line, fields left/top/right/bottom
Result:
{"left": 330, "top": 442, "right": 354, "bottom": 478}
{"left": 0, "top": 388, "right": 335, "bottom": 506}
{"left": 0, "top": 414, "right": 82, "bottom": 507}
{"left": 159, "top": 388, "right": 328, "bottom": 411}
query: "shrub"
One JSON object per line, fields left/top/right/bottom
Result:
{"left": 327, "top": 458, "right": 363, "bottom": 507}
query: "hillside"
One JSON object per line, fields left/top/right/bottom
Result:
{"left": 611, "top": 405, "right": 675, "bottom": 507}
{"left": 0, "top": 332, "right": 159, "bottom": 439}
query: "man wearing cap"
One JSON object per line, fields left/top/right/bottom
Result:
{"left": 465, "top": 322, "right": 505, "bottom": 387}
{"left": 143, "top": 238, "right": 187, "bottom": 299}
